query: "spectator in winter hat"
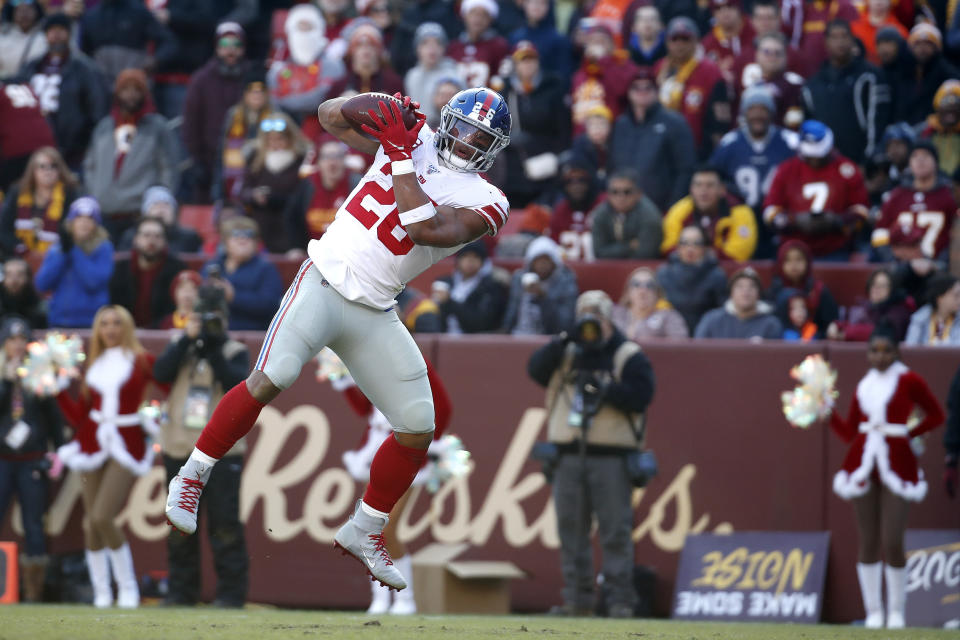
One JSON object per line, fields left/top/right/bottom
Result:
{"left": 915, "top": 79, "right": 960, "bottom": 176}
{"left": 35, "top": 197, "right": 114, "bottom": 328}
{"left": 180, "top": 21, "right": 251, "bottom": 205}
{"left": 895, "top": 23, "right": 960, "bottom": 125}
{"left": 403, "top": 22, "right": 458, "bottom": 123}
{"left": 83, "top": 68, "right": 179, "bottom": 241}
{"left": 502, "top": 236, "right": 578, "bottom": 335}
{"left": 694, "top": 267, "right": 782, "bottom": 340}
{"left": 449, "top": 0, "right": 510, "bottom": 88}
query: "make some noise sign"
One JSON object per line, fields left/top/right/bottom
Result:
{"left": 671, "top": 531, "right": 830, "bottom": 624}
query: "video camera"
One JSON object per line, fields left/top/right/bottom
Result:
{"left": 195, "top": 285, "right": 227, "bottom": 342}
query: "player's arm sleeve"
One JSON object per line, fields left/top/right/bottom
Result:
{"left": 467, "top": 199, "right": 510, "bottom": 237}
{"left": 720, "top": 204, "right": 758, "bottom": 261}
{"left": 660, "top": 200, "right": 689, "bottom": 255}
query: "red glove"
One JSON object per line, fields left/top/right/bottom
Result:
{"left": 946, "top": 465, "right": 958, "bottom": 499}
{"left": 393, "top": 92, "right": 427, "bottom": 145}
{"left": 361, "top": 100, "right": 425, "bottom": 162}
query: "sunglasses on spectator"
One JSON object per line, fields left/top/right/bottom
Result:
{"left": 677, "top": 239, "right": 705, "bottom": 247}
{"left": 230, "top": 228, "right": 257, "bottom": 239}
{"left": 218, "top": 37, "right": 243, "bottom": 49}
{"left": 669, "top": 34, "right": 693, "bottom": 42}
{"left": 608, "top": 188, "right": 636, "bottom": 196}
{"left": 35, "top": 162, "right": 57, "bottom": 171}
{"left": 630, "top": 280, "right": 657, "bottom": 290}
{"left": 260, "top": 118, "right": 287, "bottom": 133}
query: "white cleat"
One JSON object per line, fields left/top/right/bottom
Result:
{"left": 334, "top": 504, "right": 406, "bottom": 591}
{"left": 165, "top": 459, "right": 212, "bottom": 535}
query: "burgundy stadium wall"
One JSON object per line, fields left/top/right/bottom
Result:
{"left": 2, "top": 334, "right": 958, "bottom": 623}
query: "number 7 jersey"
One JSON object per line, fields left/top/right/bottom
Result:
{"left": 307, "top": 125, "right": 509, "bottom": 310}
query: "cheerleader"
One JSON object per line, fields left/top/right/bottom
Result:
{"left": 318, "top": 350, "right": 451, "bottom": 615}
{"left": 829, "top": 325, "right": 944, "bottom": 629}
{"left": 56, "top": 306, "right": 159, "bottom": 608}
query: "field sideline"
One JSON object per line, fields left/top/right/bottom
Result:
{"left": 4, "top": 606, "right": 956, "bottom": 640}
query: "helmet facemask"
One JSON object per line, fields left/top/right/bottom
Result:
{"left": 435, "top": 106, "right": 510, "bottom": 173}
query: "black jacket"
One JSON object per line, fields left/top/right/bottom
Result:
{"left": 436, "top": 272, "right": 508, "bottom": 333}
{"left": 946, "top": 364, "right": 960, "bottom": 465}
{"left": 153, "top": 332, "right": 248, "bottom": 390}
{"left": 0, "top": 377, "right": 63, "bottom": 459}
{"left": 609, "top": 103, "right": 697, "bottom": 212}
{"left": 79, "top": 0, "right": 178, "bottom": 67}
{"left": 803, "top": 57, "right": 891, "bottom": 163}
{"left": 15, "top": 53, "right": 109, "bottom": 167}
{"left": 894, "top": 53, "right": 960, "bottom": 125}
{"left": 109, "top": 251, "right": 187, "bottom": 328}
{"left": 656, "top": 254, "right": 729, "bottom": 336}
{"left": 527, "top": 329, "right": 656, "bottom": 416}
{"left": 0, "top": 286, "right": 47, "bottom": 330}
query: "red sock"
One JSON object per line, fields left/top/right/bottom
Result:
{"left": 195, "top": 382, "right": 265, "bottom": 459}
{"left": 363, "top": 434, "right": 427, "bottom": 513}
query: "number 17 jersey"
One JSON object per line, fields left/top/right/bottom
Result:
{"left": 307, "top": 126, "right": 509, "bottom": 310}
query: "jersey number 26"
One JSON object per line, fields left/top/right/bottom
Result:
{"left": 345, "top": 181, "right": 415, "bottom": 256}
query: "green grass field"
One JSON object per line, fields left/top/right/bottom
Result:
{"left": 3, "top": 606, "right": 956, "bottom": 640}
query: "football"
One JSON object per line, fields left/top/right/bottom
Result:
{"left": 341, "top": 92, "right": 418, "bottom": 137}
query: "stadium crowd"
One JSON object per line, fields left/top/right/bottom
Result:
{"left": 0, "top": 0, "right": 958, "bottom": 343}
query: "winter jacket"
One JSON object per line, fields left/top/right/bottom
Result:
{"left": 694, "top": 299, "right": 783, "bottom": 340}
{"left": 656, "top": 254, "right": 728, "bottom": 336}
{"left": 79, "top": 0, "right": 177, "bottom": 81}
{"left": 15, "top": 52, "right": 109, "bottom": 167}
{"left": 609, "top": 103, "right": 696, "bottom": 212}
{"left": 661, "top": 196, "right": 757, "bottom": 262}
{"left": 500, "top": 72, "right": 571, "bottom": 205}
{"left": 435, "top": 270, "right": 508, "bottom": 334}
{"left": 83, "top": 113, "right": 179, "bottom": 216}
{"left": 109, "top": 251, "right": 188, "bottom": 329}
{"left": 35, "top": 241, "right": 114, "bottom": 328}
{"left": 181, "top": 58, "right": 249, "bottom": 176}
{"left": 0, "top": 285, "right": 47, "bottom": 330}
{"left": 803, "top": 57, "right": 891, "bottom": 163}
{"left": 590, "top": 197, "right": 663, "bottom": 260}
{"left": 509, "top": 18, "right": 573, "bottom": 83}
{"left": 202, "top": 255, "right": 283, "bottom": 331}
{"left": 894, "top": 53, "right": 960, "bottom": 126}
{"left": 905, "top": 305, "right": 960, "bottom": 346}
{"left": 836, "top": 294, "right": 914, "bottom": 342}
{"left": 502, "top": 237, "right": 578, "bottom": 335}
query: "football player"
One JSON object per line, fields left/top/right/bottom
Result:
{"left": 872, "top": 141, "right": 958, "bottom": 262}
{"left": 166, "top": 88, "right": 511, "bottom": 592}
{"left": 763, "top": 120, "right": 869, "bottom": 259}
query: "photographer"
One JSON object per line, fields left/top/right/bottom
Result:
{"left": 153, "top": 286, "right": 250, "bottom": 607}
{"left": 527, "top": 291, "right": 656, "bottom": 618}
{"left": 0, "top": 316, "right": 63, "bottom": 602}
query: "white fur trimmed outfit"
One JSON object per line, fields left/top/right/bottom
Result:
{"left": 56, "top": 348, "right": 158, "bottom": 476}
{"left": 830, "top": 361, "right": 944, "bottom": 502}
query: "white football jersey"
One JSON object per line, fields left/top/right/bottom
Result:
{"left": 308, "top": 126, "right": 509, "bottom": 310}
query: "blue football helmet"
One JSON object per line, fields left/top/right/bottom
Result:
{"left": 435, "top": 88, "right": 511, "bottom": 173}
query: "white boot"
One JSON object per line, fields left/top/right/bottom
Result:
{"left": 857, "top": 562, "right": 884, "bottom": 629}
{"left": 85, "top": 549, "right": 113, "bottom": 608}
{"left": 108, "top": 543, "right": 140, "bottom": 609}
{"left": 885, "top": 565, "right": 907, "bottom": 629}
{"left": 366, "top": 579, "right": 392, "bottom": 614}
{"left": 389, "top": 555, "right": 417, "bottom": 615}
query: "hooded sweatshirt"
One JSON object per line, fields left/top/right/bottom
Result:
{"left": 502, "top": 236, "right": 578, "bottom": 335}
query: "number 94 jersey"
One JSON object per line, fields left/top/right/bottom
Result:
{"left": 307, "top": 125, "right": 509, "bottom": 311}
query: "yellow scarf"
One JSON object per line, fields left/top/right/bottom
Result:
{"left": 659, "top": 56, "right": 699, "bottom": 111}
{"left": 930, "top": 315, "right": 954, "bottom": 345}
{"left": 16, "top": 182, "right": 65, "bottom": 253}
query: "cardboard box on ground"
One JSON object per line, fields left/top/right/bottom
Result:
{"left": 411, "top": 543, "right": 525, "bottom": 614}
